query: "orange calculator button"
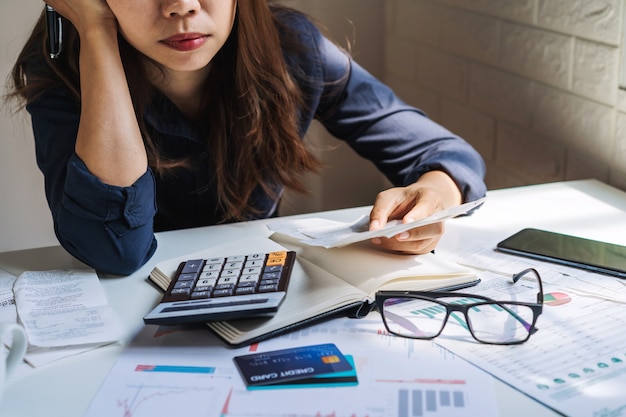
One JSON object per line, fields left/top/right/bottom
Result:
{"left": 266, "top": 251, "right": 287, "bottom": 266}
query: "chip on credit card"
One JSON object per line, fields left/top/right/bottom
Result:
{"left": 233, "top": 343, "right": 354, "bottom": 387}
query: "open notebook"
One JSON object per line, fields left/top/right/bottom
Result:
{"left": 147, "top": 235, "right": 479, "bottom": 347}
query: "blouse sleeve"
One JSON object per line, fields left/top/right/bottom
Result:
{"left": 27, "top": 88, "right": 157, "bottom": 275}
{"left": 288, "top": 15, "right": 487, "bottom": 203}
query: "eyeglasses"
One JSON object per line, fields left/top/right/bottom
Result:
{"left": 375, "top": 268, "right": 544, "bottom": 345}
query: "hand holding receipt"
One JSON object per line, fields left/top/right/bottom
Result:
{"left": 45, "top": 5, "right": 62, "bottom": 59}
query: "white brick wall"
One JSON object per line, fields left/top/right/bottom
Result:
{"left": 384, "top": 0, "right": 626, "bottom": 191}
{"left": 538, "top": 0, "right": 621, "bottom": 45}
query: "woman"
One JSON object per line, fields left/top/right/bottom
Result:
{"left": 8, "top": 0, "right": 486, "bottom": 275}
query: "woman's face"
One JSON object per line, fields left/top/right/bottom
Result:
{"left": 107, "top": 0, "right": 237, "bottom": 75}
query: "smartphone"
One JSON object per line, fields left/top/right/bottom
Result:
{"left": 496, "top": 228, "right": 626, "bottom": 279}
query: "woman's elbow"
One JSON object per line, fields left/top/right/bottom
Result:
{"left": 57, "top": 230, "right": 158, "bottom": 276}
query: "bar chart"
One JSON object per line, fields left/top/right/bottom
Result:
{"left": 397, "top": 387, "right": 466, "bottom": 417}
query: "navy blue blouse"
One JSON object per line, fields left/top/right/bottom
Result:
{"left": 26, "top": 12, "right": 486, "bottom": 275}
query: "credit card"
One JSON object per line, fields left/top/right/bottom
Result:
{"left": 233, "top": 343, "right": 353, "bottom": 386}
{"left": 248, "top": 355, "right": 358, "bottom": 390}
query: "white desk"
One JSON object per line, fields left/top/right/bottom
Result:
{"left": 2, "top": 179, "right": 625, "bottom": 416}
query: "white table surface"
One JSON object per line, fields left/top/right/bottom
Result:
{"left": 2, "top": 179, "right": 625, "bottom": 416}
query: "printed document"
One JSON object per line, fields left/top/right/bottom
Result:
{"left": 84, "top": 315, "right": 498, "bottom": 417}
{"left": 442, "top": 244, "right": 626, "bottom": 417}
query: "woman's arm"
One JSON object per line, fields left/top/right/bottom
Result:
{"left": 287, "top": 16, "right": 486, "bottom": 254}
{"left": 27, "top": 1, "right": 156, "bottom": 274}
{"left": 49, "top": 0, "right": 148, "bottom": 185}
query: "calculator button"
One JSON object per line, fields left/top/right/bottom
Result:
{"left": 258, "top": 284, "right": 279, "bottom": 292}
{"left": 262, "top": 271, "right": 281, "bottom": 280}
{"left": 181, "top": 259, "right": 204, "bottom": 274}
{"left": 235, "top": 286, "right": 256, "bottom": 295}
{"left": 171, "top": 288, "right": 191, "bottom": 296}
{"left": 260, "top": 279, "right": 279, "bottom": 287}
{"left": 239, "top": 274, "right": 260, "bottom": 284}
{"left": 197, "top": 278, "right": 217, "bottom": 287}
{"left": 221, "top": 269, "right": 240, "bottom": 279}
{"left": 191, "top": 291, "right": 210, "bottom": 299}
{"left": 264, "top": 265, "right": 282, "bottom": 273}
{"left": 242, "top": 267, "right": 262, "bottom": 275}
{"left": 217, "top": 276, "right": 237, "bottom": 285}
{"left": 206, "top": 257, "right": 225, "bottom": 263}
{"left": 203, "top": 264, "right": 222, "bottom": 272}
{"left": 266, "top": 258, "right": 285, "bottom": 267}
{"left": 224, "top": 261, "right": 243, "bottom": 270}
{"left": 178, "top": 273, "right": 199, "bottom": 281}
{"left": 226, "top": 255, "right": 245, "bottom": 263}
{"left": 213, "top": 288, "right": 234, "bottom": 297}
{"left": 245, "top": 260, "right": 264, "bottom": 268}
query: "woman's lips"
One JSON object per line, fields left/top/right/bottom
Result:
{"left": 161, "top": 33, "right": 209, "bottom": 51}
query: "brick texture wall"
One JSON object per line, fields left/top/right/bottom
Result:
{"left": 384, "top": 0, "right": 626, "bottom": 191}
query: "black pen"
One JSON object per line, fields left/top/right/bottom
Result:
{"left": 45, "top": 5, "right": 63, "bottom": 59}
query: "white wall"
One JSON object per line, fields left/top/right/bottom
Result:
{"left": 0, "top": 1, "right": 385, "bottom": 251}
{"left": 383, "top": 0, "right": 626, "bottom": 191}
{"left": 1, "top": 2, "right": 57, "bottom": 252}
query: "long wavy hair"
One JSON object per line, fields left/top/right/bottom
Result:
{"left": 8, "top": 1, "right": 321, "bottom": 222}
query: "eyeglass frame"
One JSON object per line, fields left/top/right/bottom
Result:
{"left": 374, "top": 268, "right": 544, "bottom": 345}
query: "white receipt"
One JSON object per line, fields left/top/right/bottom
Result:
{"left": 268, "top": 197, "right": 486, "bottom": 248}
{"left": 13, "top": 269, "right": 123, "bottom": 348}
{"left": 0, "top": 268, "right": 18, "bottom": 323}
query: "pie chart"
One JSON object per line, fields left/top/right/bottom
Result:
{"left": 543, "top": 292, "right": 572, "bottom": 306}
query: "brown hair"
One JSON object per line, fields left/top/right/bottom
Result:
{"left": 8, "top": 1, "right": 321, "bottom": 222}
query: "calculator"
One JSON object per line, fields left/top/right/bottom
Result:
{"left": 143, "top": 250, "right": 296, "bottom": 325}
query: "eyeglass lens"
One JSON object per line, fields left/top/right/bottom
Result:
{"left": 381, "top": 297, "right": 535, "bottom": 344}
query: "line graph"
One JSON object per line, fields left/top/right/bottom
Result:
{"left": 83, "top": 361, "right": 235, "bottom": 417}
{"left": 118, "top": 383, "right": 223, "bottom": 417}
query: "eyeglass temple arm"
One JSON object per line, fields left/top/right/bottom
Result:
{"left": 512, "top": 268, "right": 545, "bottom": 304}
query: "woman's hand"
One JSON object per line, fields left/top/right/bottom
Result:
{"left": 368, "top": 170, "right": 463, "bottom": 254}
{"left": 42, "top": 0, "right": 116, "bottom": 36}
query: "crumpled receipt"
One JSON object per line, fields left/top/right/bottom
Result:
{"left": 268, "top": 197, "right": 485, "bottom": 248}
